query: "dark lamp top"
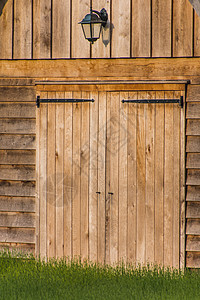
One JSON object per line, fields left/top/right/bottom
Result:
{"left": 79, "top": 13, "right": 103, "bottom": 25}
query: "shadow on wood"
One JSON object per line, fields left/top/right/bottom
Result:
{"left": 0, "top": 0, "right": 8, "bottom": 16}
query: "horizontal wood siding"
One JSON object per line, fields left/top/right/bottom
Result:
{"left": 186, "top": 85, "right": 200, "bottom": 268}
{"left": 0, "top": 85, "right": 36, "bottom": 253}
{"left": 0, "top": 0, "right": 198, "bottom": 59}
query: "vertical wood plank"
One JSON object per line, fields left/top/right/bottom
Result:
{"left": 132, "top": 0, "right": 151, "bottom": 57}
{"left": 164, "top": 91, "right": 174, "bottom": 267}
{"left": 39, "top": 92, "right": 48, "bottom": 259}
{"left": 52, "top": 0, "right": 70, "bottom": 58}
{"left": 71, "top": 0, "right": 90, "bottom": 58}
{"left": 33, "top": 0, "right": 51, "bottom": 58}
{"left": 180, "top": 91, "right": 186, "bottom": 269}
{"left": 145, "top": 92, "right": 155, "bottom": 264}
{"left": 119, "top": 92, "right": 128, "bottom": 262}
{"left": 173, "top": 91, "right": 180, "bottom": 268}
{"left": 13, "top": 0, "right": 32, "bottom": 59}
{"left": 194, "top": 11, "right": 200, "bottom": 56}
{"left": 98, "top": 92, "right": 106, "bottom": 264}
{"left": 154, "top": 91, "right": 164, "bottom": 266}
{"left": 46, "top": 93, "right": 56, "bottom": 258}
{"left": 92, "top": 0, "right": 111, "bottom": 58}
{"left": 127, "top": 92, "right": 137, "bottom": 264}
{"left": 110, "top": 92, "right": 119, "bottom": 264}
{"left": 105, "top": 92, "right": 111, "bottom": 264}
{"left": 136, "top": 92, "right": 146, "bottom": 265}
{"left": 35, "top": 92, "right": 40, "bottom": 257}
{"left": 173, "top": 0, "right": 193, "bottom": 57}
{"left": 0, "top": 0, "right": 13, "bottom": 59}
{"left": 89, "top": 91, "right": 98, "bottom": 262}
{"left": 112, "top": 0, "right": 131, "bottom": 57}
{"left": 63, "top": 92, "right": 73, "bottom": 258}
{"left": 72, "top": 92, "right": 81, "bottom": 257}
{"left": 152, "top": 0, "right": 172, "bottom": 57}
{"left": 55, "top": 93, "right": 64, "bottom": 258}
{"left": 80, "top": 91, "right": 89, "bottom": 261}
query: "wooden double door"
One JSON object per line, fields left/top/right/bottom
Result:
{"left": 36, "top": 85, "right": 185, "bottom": 267}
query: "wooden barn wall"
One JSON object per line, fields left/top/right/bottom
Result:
{"left": 0, "top": 0, "right": 199, "bottom": 59}
{"left": 0, "top": 82, "right": 36, "bottom": 253}
{"left": 186, "top": 85, "right": 200, "bottom": 268}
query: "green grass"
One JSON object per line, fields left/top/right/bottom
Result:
{"left": 0, "top": 250, "right": 200, "bottom": 300}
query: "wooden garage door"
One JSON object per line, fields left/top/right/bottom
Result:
{"left": 36, "top": 87, "right": 185, "bottom": 268}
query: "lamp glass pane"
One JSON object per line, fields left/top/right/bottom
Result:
{"left": 91, "top": 23, "right": 102, "bottom": 39}
{"left": 82, "top": 23, "right": 91, "bottom": 39}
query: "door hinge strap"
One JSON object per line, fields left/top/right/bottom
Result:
{"left": 36, "top": 96, "right": 95, "bottom": 108}
{"left": 122, "top": 96, "right": 183, "bottom": 108}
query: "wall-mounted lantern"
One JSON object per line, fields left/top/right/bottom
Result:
{"left": 79, "top": 6, "right": 108, "bottom": 44}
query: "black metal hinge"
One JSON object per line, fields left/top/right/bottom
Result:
{"left": 122, "top": 96, "right": 183, "bottom": 108}
{"left": 36, "top": 96, "right": 95, "bottom": 108}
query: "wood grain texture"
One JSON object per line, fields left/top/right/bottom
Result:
{"left": 186, "top": 136, "right": 200, "bottom": 153}
{"left": 186, "top": 202, "right": 200, "bottom": 218}
{"left": 0, "top": 242, "right": 35, "bottom": 253}
{"left": 0, "top": 150, "right": 35, "bottom": 165}
{"left": 92, "top": 0, "right": 111, "bottom": 58}
{"left": 186, "top": 219, "right": 200, "bottom": 234}
{"left": 46, "top": 99, "right": 56, "bottom": 258}
{"left": 132, "top": 0, "right": 151, "bottom": 57}
{"left": 194, "top": 11, "right": 200, "bottom": 56}
{"left": 187, "top": 102, "right": 200, "bottom": 119}
{"left": 0, "top": 58, "right": 200, "bottom": 81}
{"left": 0, "top": 180, "right": 35, "bottom": 197}
{"left": 80, "top": 92, "right": 89, "bottom": 261}
{"left": 187, "top": 85, "right": 200, "bottom": 102}
{"left": 33, "top": 0, "right": 51, "bottom": 58}
{"left": 164, "top": 92, "right": 174, "bottom": 267}
{"left": 97, "top": 92, "right": 106, "bottom": 264}
{"left": 186, "top": 235, "right": 200, "bottom": 251}
{"left": 173, "top": 0, "right": 193, "bottom": 57}
{"left": 136, "top": 92, "right": 146, "bottom": 265}
{"left": 154, "top": 91, "right": 164, "bottom": 266}
{"left": 72, "top": 93, "right": 81, "bottom": 257}
{"left": 0, "top": 103, "right": 35, "bottom": 118}
{"left": 0, "top": 196, "right": 35, "bottom": 212}
{"left": 0, "top": 228, "right": 35, "bottom": 243}
{"left": 186, "top": 251, "right": 200, "bottom": 268}
{"left": 71, "top": 0, "right": 90, "bottom": 58}
{"left": 63, "top": 92, "right": 72, "bottom": 258}
{"left": 127, "top": 92, "right": 137, "bottom": 264}
{"left": 0, "top": 165, "right": 35, "bottom": 181}
{"left": 152, "top": 0, "right": 172, "bottom": 57}
{"left": 119, "top": 92, "right": 128, "bottom": 261}
{"left": 0, "top": 87, "right": 35, "bottom": 102}
{"left": 89, "top": 91, "right": 98, "bottom": 262}
{"left": 187, "top": 186, "right": 200, "bottom": 201}
{"left": 0, "top": 119, "right": 35, "bottom": 134}
{"left": 186, "top": 120, "right": 200, "bottom": 135}
{"left": 0, "top": 135, "right": 36, "bottom": 150}
{"left": 112, "top": 0, "right": 131, "bottom": 58}
{"left": 187, "top": 153, "right": 200, "bottom": 168}
{"left": 145, "top": 92, "right": 155, "bottom": 264}
{"left": 0, "top": 212, "right": 35, "bottom": 228}
{"left": 187, "top": 169, "right": 200, "bottom": 185}
{"left": 13, "top": 0, "right": 32, "bottom": 59}
{"left": 55, "top": 96, "right": 64, "bottom": 258}
{"left": 0, "top": 0, "right": 13, "bottom": 59}
{"left": 52, "top": 0, "right": 70, "bottom": 58}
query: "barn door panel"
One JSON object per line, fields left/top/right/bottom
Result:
{"left": 37, "top": 88, "right": 184, "bottom": 267}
